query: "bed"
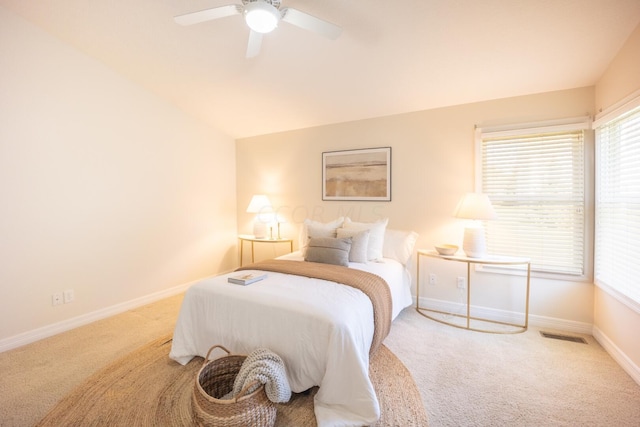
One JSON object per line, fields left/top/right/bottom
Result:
{"left": 170, "top": 218, "right": 418, "bottom": 427}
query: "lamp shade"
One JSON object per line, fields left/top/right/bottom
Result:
{"left": 453, "top": 193, "right": 497, "bottom": 220}
{"left": 244, "top": 1, "right": 280, "bottom": 33}
{"left": 246, "top": 194, "right": 272, "bottom": 213}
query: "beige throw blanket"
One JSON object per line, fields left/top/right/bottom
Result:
{"left": 236, "top": 259, "right": 392, "bottom": 355}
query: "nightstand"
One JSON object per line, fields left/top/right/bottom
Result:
{"left": 238, "top": 234, "right": 294, "bottom": 266}
{"left": 416, "top": 249, "right": 531, "bottom": 333}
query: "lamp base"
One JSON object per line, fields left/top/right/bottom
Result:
{"left": 462, "top": 225, "right": 487, "bottom": 258}
{"left": 253, "top": 221, "right": 268, "bottom": 239}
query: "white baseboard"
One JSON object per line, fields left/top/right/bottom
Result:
{"left": 0, "top": 280, "right": 195, "bottom": 353}
{"left": 527, "top": 314, "right": 593, "bottom": 335}
{"left": 416, "top": 297, "right": 593, "bottom": 334}
{"left": 592, "top": 326, "right": 640, "bottom": 386}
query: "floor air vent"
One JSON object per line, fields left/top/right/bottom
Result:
{"left": 540, "top": 331, "right": 588, "bottom": 344}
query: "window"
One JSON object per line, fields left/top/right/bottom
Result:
{"left": 595, "top": 100, "right": 640, "bottom": 306}
{"left": 478, "top": 119, "right": 590, "bottom": 276}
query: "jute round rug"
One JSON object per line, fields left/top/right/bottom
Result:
{"left": 36, "top": 335, "right": 428, "bottom": 426}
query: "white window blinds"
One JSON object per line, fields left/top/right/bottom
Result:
{"left": 480, "top": 126, "right": 586, "bottom": 275}
{"left": 595, "top": 104, "right": 640, "bottom": 305}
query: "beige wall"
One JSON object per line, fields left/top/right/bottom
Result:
{"left": 595, "top": 23, "right": 640, "bottom": 113}
{"left": 237, "top": 86, "right": 596, "bottom": 330}
{"left": 0, "top": 6, "right": 237, "bottom": 346}
{"left": 593, "top": 22, "right": 640, "bottom": 382}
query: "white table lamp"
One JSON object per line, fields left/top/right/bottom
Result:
{"left": 454, "top": 193, "right": 496, "bottom": 258}
{"left": 246, "top": 194, "right": 273, "bottom": 239}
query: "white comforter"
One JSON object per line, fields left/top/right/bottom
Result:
{"left": 169, "top": 255, "right": 412, "bottom": 427}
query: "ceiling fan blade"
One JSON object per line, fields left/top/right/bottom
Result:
{"left": 246, "top": 30, "right": 263, "bottom": 58}
{"left": 174, "top": 5, "right": 241, "bottom": 26}
{"left": 280, "top": 8, "right": 342, "bottom": 40}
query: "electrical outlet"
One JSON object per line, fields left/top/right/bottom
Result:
{"left": 429, "top": 273, "right": 437, "bottom": 285}
{"left": 63, "top": 289, "right": 75, "bottom": 303}
{"left": 52, "top": 293, "right": 63, "bottom": 306}
{"left": 457, "top": 276, "right": 466, "bottom": 289}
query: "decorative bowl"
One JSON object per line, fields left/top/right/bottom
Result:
{"left": 435, "top": 244, "right": 458, "bottom": 256}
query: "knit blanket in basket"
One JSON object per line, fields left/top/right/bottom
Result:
{"left": 230, "top": 348, "right": 291, "bottom": 403}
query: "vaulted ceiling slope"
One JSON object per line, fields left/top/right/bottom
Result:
{"left": 2, "top": 0, "right": 640, "bottom": 138}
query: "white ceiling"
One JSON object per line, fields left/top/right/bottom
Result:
{"left": 2, "top": 0, "right": 640, "bottom": 139}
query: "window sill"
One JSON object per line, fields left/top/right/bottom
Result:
{"left": 595, "top": 281, "right": 640, "bottom": 315}
{"left": 476, "top": 264, "right": 589, "bottom": 283}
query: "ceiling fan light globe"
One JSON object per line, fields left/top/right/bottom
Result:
{"left": 244, "top": 1, "right": 280, "bottom": 33}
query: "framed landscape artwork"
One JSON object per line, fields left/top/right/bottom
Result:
{"left": 322, "top": 147, "right": 391, "bottom": 201}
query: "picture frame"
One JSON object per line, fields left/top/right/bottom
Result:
{"left": 322, "top": 147, "right": 391, "bottom": 201}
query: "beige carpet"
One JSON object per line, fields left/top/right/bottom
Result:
{"left": 384, "top": 309, "right": 640, "bottom": 427}
{"left": 0, "top": 295, "right": 186, "bottom": 427}
{"left": 2, "top": 293, "right": 640, "bottom": 426}
{"left": 34, "top": 335, "right": 427, "bottom": 426}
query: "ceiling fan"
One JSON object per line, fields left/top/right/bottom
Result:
{"left": 174, "top": 0, "right": 342, "bottom": 58}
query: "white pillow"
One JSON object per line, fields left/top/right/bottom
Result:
{"left": 299, "top": 217, "right": 345, "bottom": 255}
{"left": 336, "top": 228, "right": 370, "bottom": 263}
{"left": 342, "top": 217, "right": 388, "bottom": 261}
{"left": 383, "top": 229, "right": 419, "bottom": 265}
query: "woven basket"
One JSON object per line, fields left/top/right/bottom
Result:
{"left": 192, "top": 345, "right": 277, "bottom": 427}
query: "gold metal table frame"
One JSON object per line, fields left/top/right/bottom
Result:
{"left": 238, "top": 234, "right": 294, "bottom": 266}
{"left": 416, "top": 250, "right": 531, "bottom": 334}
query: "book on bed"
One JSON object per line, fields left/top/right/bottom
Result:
{"left": 227, "top": 272, "right": 267, "bottom": 285}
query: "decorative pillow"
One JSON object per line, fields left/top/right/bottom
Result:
{"left": 299, "top": 217, "right": 345, "bottom": 255}
{"left": 304, "top": 237, "right": 352, "bottom": 267}
{"left": 336, "top": 228, "right": 370, "bottom": 263}
{"left": 342, "top": 217, "right": 388, "bottom": 261}
{"left": 383, "top": 229, "right": 419, "bottom": 265}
